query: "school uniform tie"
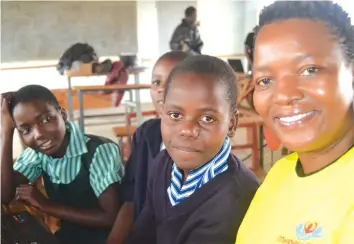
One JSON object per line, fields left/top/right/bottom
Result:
{"left": 167, "top": 137, "right": 231, "bottom": 206}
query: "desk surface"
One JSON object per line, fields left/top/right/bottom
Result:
{"left": 73, "top": 84, "right": 151, "bottom": 92}
{"left": 66, "top": 63, "right": 147, "bottom": 77}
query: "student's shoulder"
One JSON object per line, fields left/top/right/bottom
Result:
{"left": 84, "top": 134, "right": 117, "bottom": 148}
{"left": 228, "top": 154, "right": 260, "bottom": 193}
{"left": 83, "top": 134, "right": 120, "bottom": 159}
{"left": 135, "top": 118, "right": 161, "bottom": 139}
{"left": 149, "top": 149, "right": 172, "bottom": 176}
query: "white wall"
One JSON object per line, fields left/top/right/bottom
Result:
{"left": 197, "top": 0, "right": 245, "bottom": 55}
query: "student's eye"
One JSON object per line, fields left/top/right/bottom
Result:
{"left": 41, "top": 116, "right": 52, "bottom": 124}
{"left": 152, "top": 80, "right": 161, "bottom": 85}
{"left": 200, "top": 115, "right": 216, "bottom": 124}
{"left": 20, "top": 128, "right": 31, "bottom": 135}
{"left": 300, "top": 66, "right": 319, "bottom": 76}
{"left": 168, "top": 112, "right": 182, "bottom": 121}
{"left": 256, "top": 77, "right": 273, "bottom": 86}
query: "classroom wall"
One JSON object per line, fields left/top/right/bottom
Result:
{"left": 1, "top": 1, "right": 138, "bottom": 63}
{"left": 198, "top": 0, "right": 245, "bottom": 56}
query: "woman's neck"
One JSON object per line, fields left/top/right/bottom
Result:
{"left": 298, "top": 128, "right": 354, "bottom": 174}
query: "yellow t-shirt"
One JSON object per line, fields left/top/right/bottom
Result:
{"left": 236, "top": 147, "right": 354, "bottom": 244}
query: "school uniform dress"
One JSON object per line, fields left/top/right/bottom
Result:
{"left": 236, "top": 146, "right": 354, "bottom": 244}
{"left": 126, "top": 138, "right": 260, "bottom": 244}
{"left": 122, "top": 118, "right": 163, "bottom": 219}
{"left": 13, "top": 121, "right": 124, "bottom": 244}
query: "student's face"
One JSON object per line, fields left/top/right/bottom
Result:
{"left": 253, "top": 19, "right": 354, "bottom": 152}
{"left": 12, "top": 100, "right": 68, "bottom": 156}
{"left": 151, "top": 59, "right": 179, "bottom": 113}
{"left": 161, "top": 73, "right": 237, "bottom": 171}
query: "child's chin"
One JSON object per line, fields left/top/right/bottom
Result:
{"left": 174, "top": 159, "right": 204, "bottom": 172}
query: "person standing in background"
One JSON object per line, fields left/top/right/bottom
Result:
{"left": 244, "top": 27, "right": 255, "bottom": 73}
{"left": 170, "top": 6, "right": 203, "bottom": 55}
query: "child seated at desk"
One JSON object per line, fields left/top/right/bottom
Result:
{"left": 107, "top": 51, "right": 191, "bottom": 244}
{"left": 1, "top": 85, "right": 124, "bottom": 244}
{"left": 126, "top": 55, "right": 259, "bottom": 244}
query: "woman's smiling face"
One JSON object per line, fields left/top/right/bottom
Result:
{"left": 252, "top": 19, "right": 354, "bottom": 153}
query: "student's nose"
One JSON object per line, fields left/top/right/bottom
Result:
{"left": 157, "top": 82, "right": 166, "bottom": 94}
{"left": 273, "top": 75, "right": 304, "bottom": 106}
{"left": 33, "top": 125, "right": 46, "bottom": 141}
{"left": 179, "top": 120, "right": 200, "bottom": 139}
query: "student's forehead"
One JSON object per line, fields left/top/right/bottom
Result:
{"left": 167, "top": 74, "right": 226, "bottom": 104}
{"left": 14, "top": 100, "right": 55, "bottom": 116}
{"left": 153, "top": 59, "right": 177, "bottom": 72}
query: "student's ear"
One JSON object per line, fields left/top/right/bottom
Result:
{"left": 59, "top": 107, "right": 68, "bottom": 122}
{"left": 227, "top": 109, "right": 239, "bottom": 138}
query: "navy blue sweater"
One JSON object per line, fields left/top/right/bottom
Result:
{"left": 126, "top": 150, "right": 260, "bottom": 244}
{"left": 122, "top": 119, "right": 162, "bottom": 219}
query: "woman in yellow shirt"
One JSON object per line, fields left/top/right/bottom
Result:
{"left": 236, "top": 1, "right": 354, "bottom": 244}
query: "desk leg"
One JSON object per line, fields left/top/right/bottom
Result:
{"left": 259, "top": 125, "right": 264, "bottom": 170}
{"left": 134, "top": 74, "right": 143, "bottom": 125}
{"left": 67, "top": 77, "right": 74, "bottom": 121}
{"left": 78, "top": 91, "right": 85, "bottom": 133}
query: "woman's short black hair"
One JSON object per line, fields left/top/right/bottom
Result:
{"left": 164, "top": 55, "right": 237, "bottom": 111}
{"left": 255, "top": 1, "right": 354, "bottom": 65}
{"left": 9, "top": 85, "right": 60, "bottom": 116}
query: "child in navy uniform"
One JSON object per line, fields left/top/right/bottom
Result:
{"left": 1, "top": 85, "right": 123, "bottom": 244}
{"left": 126, "top": 55, "right": 260, "bottom": 244}
{"left": 107, "top": 51, "right": 191, "bottom": 244}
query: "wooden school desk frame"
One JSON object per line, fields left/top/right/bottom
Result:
{"left": 65, "top": 63, "right": 147, "bottom": 126}
{"left": 73, "top": 83, "right": 151, "bottom": 133}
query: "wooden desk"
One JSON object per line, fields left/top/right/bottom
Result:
{"left": 65, "top": 63, "right": 147, "bottom": 123}
{"left": 73, "top": 84, "right": 151, "bottom": 132}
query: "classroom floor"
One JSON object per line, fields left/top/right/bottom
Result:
{"left": 12, "top": 103, "right": 284, "bottom": 181}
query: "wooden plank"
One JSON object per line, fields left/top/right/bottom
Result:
{"left": 113, "top": 126, "right": 137, "bottom": 137}
{"left": 73, "top": 84, "right": 151, "bottom": 92}
{"left": 52, "top": 89, "right": 112, "bottom": 110}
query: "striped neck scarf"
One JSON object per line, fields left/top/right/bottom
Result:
{"left": 167, "top": 137, "right": 231, "bottom": 206}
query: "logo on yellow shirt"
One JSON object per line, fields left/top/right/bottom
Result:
{"left": 296, "top": 222, "right": 322, "bottom": 241}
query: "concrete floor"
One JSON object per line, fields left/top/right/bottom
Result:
{"left": 12, "top": 103, "right": 284, "bottom": 181}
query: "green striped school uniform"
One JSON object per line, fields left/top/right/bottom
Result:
{"left": 14, "top": 121, "right": 123, "bottom": 197}
{"left": 13, "top": 121, "right": 124, "bottom": 244}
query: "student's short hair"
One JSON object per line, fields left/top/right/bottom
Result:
{"left": 256, "top": 1, "right": 354, "bottom": 65}
{"left": 9, "top": 85, "right": 60, "bottom": 116}
{"left": 185, "top": 6, "right": 196, "bottom": 17}
{"left": 155, "top": 51, "right": 191, "bottom": 65}
{"left": 164, "top": 55, "right": 237, "bottom": 112}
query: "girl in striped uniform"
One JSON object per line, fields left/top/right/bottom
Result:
{"left": 1, "top": 85, "right": 124, "bottom": 244}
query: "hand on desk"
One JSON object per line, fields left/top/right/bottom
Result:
{"left": 15, "top": 185, "right": 49, "bottom": 211}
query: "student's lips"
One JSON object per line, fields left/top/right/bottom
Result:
{"left": 172, "top": 145, "right": 201, "bottom": 153}
{"left": 38, "top": 141, "right": 55, "bottom": 150}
